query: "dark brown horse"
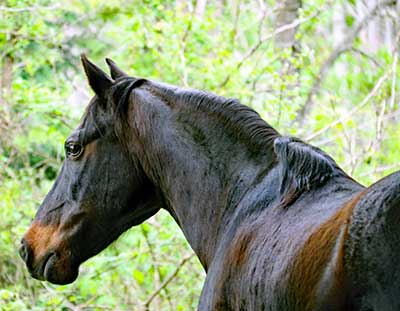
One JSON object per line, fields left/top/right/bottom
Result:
{"left": 20, "top": 56, "right": 400, "bottom": 310}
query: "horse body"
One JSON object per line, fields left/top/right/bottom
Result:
{"left": 199, "top": 170, "right": 363, "bottom": 310}
{"left": 19, "top": 56, "right": 400, "bottom": 310}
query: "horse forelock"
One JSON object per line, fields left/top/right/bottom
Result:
{"left": 79, "top": 77, "right": 148, "bottom": 143}
{"left": 110, "top": 77, "right": 147, "bottom": 118}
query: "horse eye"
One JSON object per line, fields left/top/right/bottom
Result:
{"left": 65, "top": 142, "right": 84, "bottom": 159}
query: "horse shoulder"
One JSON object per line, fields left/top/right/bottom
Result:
{"left": 287, "top": 192, "right": 365, "bottom": 310}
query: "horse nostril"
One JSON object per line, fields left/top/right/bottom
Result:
{"left": 19, "top": 238, "right": 32, "bottom": 264}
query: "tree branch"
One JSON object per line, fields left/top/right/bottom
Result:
{"left": 144, "top": 253, "right": 195, "bottom": 310}
{"left": 306, "top": 70, "right": 391, "bottom": 141}
{"left": 295, "top": 0, "right": 394, "bottom": 124}
{"left": 0, "top": 4, "right": 59, "bottom": 12}
{"left": 274, "top": 0, "right": 302, "bottom": 50}
{"left": 359, "top": 163, "right": 400, "bottom": 178}
{"left": 0, "top": 55, "right": 13, "bottom": 127}
{"left": 218, "top": 9, "right": 322, "bottom": 87}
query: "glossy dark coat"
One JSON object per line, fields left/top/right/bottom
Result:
{"left": 20, "top": 56, "right": 400, "bottom": 310}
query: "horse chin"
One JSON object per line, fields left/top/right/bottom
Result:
{"left": 43, "top": 253, "right": 79, "bottom": 285}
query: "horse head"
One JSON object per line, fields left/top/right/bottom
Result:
{"left": 19, "top": 56, "right": 163, "bottom": 285}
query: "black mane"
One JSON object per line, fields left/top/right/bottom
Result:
{"left": 274, "top": 136, "right": 348, "bottom": 207}
{"left": 147, "top": 82, "right": 280, "bottom": 152}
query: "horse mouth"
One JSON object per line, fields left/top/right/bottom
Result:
{"left": 30, "top": 252, "right": 79, "bottom": 285}
{"left": 42, "top": 252, "right": 57, "bottom": 279}
{"left": 28, "top": 251, "right": 56, "bottom": 281}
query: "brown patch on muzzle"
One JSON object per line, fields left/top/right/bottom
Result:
{"left": 23, "top": 222, "right": 61, "bottom": 264}
{"left": 21, "top": 221, "right": 79, "bottom": 284}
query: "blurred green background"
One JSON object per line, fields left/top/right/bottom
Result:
{"left": 0, "top": 0, "right": 399, "bottom": 310}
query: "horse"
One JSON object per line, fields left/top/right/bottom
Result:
{"left": 19, "top": 55, "right": 400, "bottom": 310}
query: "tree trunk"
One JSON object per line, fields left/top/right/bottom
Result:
{"left": 0, "top": 54, "right": 13, "bottom": 125}
{"left": 295, "top": 0, "right": 394, "bottom": 125}
{"left": 274, "top": 0, "right": 302, "bottom": 52}
{"left": 358, "top": 0, "right": 397, "bottom": 53}
{"left": 195, "top": 0, "right": 207, "bottom": 18}
{"left": 274, "top": 0, "right": 302, "bottom": 118}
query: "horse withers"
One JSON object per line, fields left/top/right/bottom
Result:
{"left": 19, "top": 56, "right": 400, "bottom": 310}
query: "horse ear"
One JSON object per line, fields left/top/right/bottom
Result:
{"left": 81, "top": 54, "right": 112, "bottom": 99}
{"left": 105, "top": 58, "right": 128, "bottom": 79}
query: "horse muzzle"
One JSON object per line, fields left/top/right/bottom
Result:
{"left": 19, "top": 227, "right": 79, "bottom": 285}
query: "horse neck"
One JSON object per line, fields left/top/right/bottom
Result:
{"left": 132, "top": 88, "right": 277, "bottom": 270}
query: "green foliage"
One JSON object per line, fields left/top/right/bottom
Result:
{"left": 1, "top": 0, "right": 399, "bottom": 310}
